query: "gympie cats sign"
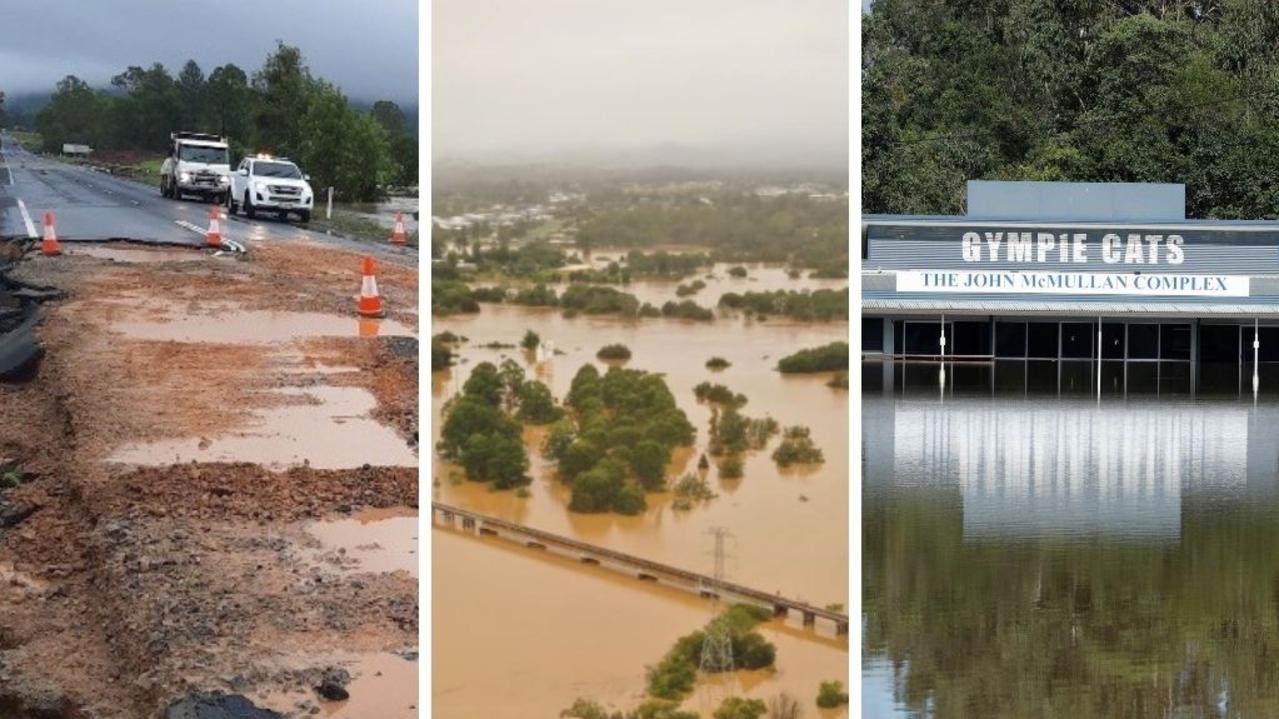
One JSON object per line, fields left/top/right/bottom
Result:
{"left": 898, "top": 270, "right": 1250, "bottom": 297}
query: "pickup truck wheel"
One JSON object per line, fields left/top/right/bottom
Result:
{"left": 226, "top": 194, "right": 237, "bottom": 215}
{"left": 244, "top": 192, "right": 256, "bottom": 219}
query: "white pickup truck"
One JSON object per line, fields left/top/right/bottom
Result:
{"left": 227, "top": 155, "right": 315, "bottom": 223}
{"left": 159, "top": 132, "right": 231, "bottom": 203}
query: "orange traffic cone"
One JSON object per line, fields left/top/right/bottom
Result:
{"left": 357, "top": 256, "right": 385, "bottom": 318}
{"left": 41, "top": 212, "right": 61, "bottom": 256}
{"left": 389, "top": 213, "right": 407, "bottom": 246}
{"left": 206, "top": 207, "right": 223, "bottom": 247}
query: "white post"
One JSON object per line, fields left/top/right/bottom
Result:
{"left": 1097, "top": 318, "right": 1103, "bottom": 401}
{"left": 1253, "top": 318, "right": 1260, "bottom": 396}
{"left": 938, "top": 314, "right": 947, "bottom": 391}
{"left": 326, "top": 186, "right": 334, "bottom": 220}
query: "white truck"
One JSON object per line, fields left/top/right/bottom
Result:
{"left": 227, "top": 155, "right": 315, "bottom": 223}
{"left": 160, "top": 132, "right": 231, "bottom": 203}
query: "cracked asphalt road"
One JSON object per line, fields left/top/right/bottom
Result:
{"left": 0, "top": 134, "right": 416, "bottom": 269}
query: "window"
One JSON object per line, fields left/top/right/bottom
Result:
{"left": 1128, "top": 324, "right": 1158, "bottom": 359}
{"left": 1027, "top": 323, "right": 1059, "bottom": 359}
{"left": 995, "top": 322, "right": 1026, "bottom": 358}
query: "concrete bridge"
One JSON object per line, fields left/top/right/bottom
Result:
{"left": 431, "top": 501, "right": 849, "bottom": 636}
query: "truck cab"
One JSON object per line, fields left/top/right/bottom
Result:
{"left": 160, "top": 132, "right": 231, "bottom": 203}
{"left": 227, "top": 155, "right": 314, "bottom": 223}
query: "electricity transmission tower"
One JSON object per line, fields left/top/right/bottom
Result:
{"left": 699, "top": 526, "right": 735, "bottom": 675}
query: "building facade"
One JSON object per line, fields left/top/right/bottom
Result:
{"left": 862, "top": 180, "right": 1279, "bottom": 394}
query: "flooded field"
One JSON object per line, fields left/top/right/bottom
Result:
{"left": 863, "top": 359, "right": 1279, "bottom": 718}
{"left": 432, "top": 267, "right": 848, "bottom": 714}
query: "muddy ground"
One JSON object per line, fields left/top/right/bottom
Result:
{"left": 0, "top": 240, "right": 418, "bottom": 718}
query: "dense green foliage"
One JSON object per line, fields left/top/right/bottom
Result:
{"left": 560, "top": 698, "right": 696, "bottom": 719}
{"left": 438, "top": 362, "right": 530, "bottom": 489}
{"left": 543, "top": 365, "right": 696, "bottom": 514}
{"left": 709, "top": 407, "right": 778, "bottom": 456}
{"left": 718, "top": 288, "right": 848, "bottom": 321}
{"left": 660, "top": 299, "right": 715, "bottom": 321}
{"left": 718, "top": 454, "right": 744, "bottom": 479}
{"left": 431, "top": 333, "right": 455, "bottom": 371}
{"left": 864, "top": 1, "right": 1279, "bottom": 218}
{"left": 32, "top": 44, "right": 413, "bottom": 200}
{"left": 521, "top": 330, "right": 541, "bottom": 351}
{"left": 574, "top": 194, "right": 847, "bottom": 270}
{"left": 772, "top": 426, "right": 825, "bottom": 467}
{"left": 693, "top": 382, "right": 746, "bottom": 407}
{"left": 646, "top": 605, "right": 776, "bottom": 700}
{"left": 705, "top": 356, "right": 731, "bottom": 370}
{"left": 727, "top": 265, "right": 749, "bottom": 278}
{"left": 815, "top": 680, "right": 849, "bottom": 709}
{"left": 432, "top": 280, "right": 480, "bottom": 315}
{"left": 777, "top": 342, "right": 850, "bottom": 373}
{"left": 560, "top": 285, "right": 642, "bottom": 317}
{"left": 569, "top": 251, "right": 711, "bottom": 283}
{"left": 596, "top": 344, "right": 633, "bottom": 360}
{"left": 675, "top": 280, "right": 706, "bottom": 297}
{"left": 713, "top": 697, "right": 767, "bottom": 719}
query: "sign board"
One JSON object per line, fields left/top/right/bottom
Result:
{"left": 897, "top": 270, "right": 1250, "bottom": 298}
{"left": 62, "top": 144, "right": 92, "bottom": 156}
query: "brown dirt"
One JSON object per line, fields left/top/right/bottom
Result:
{"left": 0, "top": 239, "right": 418, "bottom": 718}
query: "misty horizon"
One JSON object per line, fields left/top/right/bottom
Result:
{"left": 433, "top": 0, "right": 848, "bottom": 171}
{"left": 0, "top": 0, "right": 417, "bottom": 104}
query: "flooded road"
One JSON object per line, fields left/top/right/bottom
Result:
{"left": 863, "top": 359, "right": 1279, "bottom": 718}
{"left": 433, "top": 268, "right": 848, "bottom": 714}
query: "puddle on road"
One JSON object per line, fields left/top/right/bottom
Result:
{"left": 114, "top": 310, "right": 414, "bottom": 344}
{"left": 306, "top": 507, "right": 418, "bottom": 576}
{"left": 109, "top": 386, "right": 417, "bottom": 469}
{"left": 69, "top": 244, "right": 206, "bottom": 264}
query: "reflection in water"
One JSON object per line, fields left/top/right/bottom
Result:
{"left": 863, "top": 361, "right": 1279, "bottom": 718}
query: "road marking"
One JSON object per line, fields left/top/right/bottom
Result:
{"left": 175, "top": 219, "right": 207, "bottom": 236}
{"left": 16, "top": 199, "right": 37, "bottom": 238}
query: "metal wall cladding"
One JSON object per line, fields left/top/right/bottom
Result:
{"left": 866, "top": 224, "right": 1279, "bottom": 275}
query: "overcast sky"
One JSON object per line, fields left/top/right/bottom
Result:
{"left": 0, "top": 0, "right": 417, "bottom": 103}
{"left": 433, "top": 0, "right": 848, "bottom": 168}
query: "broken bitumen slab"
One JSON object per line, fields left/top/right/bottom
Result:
{"left": 0, "top": 305, "right": 43, "bottom": 382}
{"left": 164, "top": 692, "right": 283, "bottom": 719}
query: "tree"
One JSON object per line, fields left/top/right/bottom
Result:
{"left": 253, "top": 41, "right": 313, "bottom": 156}
{"left": 713, "top": 697, "right": 767, "bottom": 719}
{"left": 629, "top": 440, "right": 668, "bottom": 489}
{"left": 815, "top": 680, "right": 848, "bottom": 709}
{"left": 207, "top": 64, "right": 252, "bottom": 141}
{"left": 176, "top": 60, "right": 206, "bottom": 131}
{"left": 109, "top": 64, "right": 181, "bottom": 151}
{"left": 36, "top": 76, "right": 106, "bottom": 152}
{"left": 521, "top": 330, "right": 541, "bottom": 351}
{"left": 517, "top": 380, "right": 560, "bottom": 424}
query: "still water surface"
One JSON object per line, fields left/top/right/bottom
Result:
{"left": 863, "top": 359, "right": 1279, "bottom": 718}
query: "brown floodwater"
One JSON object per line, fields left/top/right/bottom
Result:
{"left": 114, "top": 307, "right": 415, "bottom": 344}
{"left": 432, "top": 269, "right": 848, "bottom": 714}
{"left": 254, "top": 651, "right": 418, "bottom": 719}
{"left": 110, "top": 385, "right": 418, "bottom": 469}
{"left": 433, "top": 529, "right": 848, "bottom": 719}
{"left": 306, "top": 507, "right": 419, "bottom": 576}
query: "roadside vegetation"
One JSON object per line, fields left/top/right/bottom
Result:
{"left": 28, "top": 43, "right": 415, "bottom": 201}
{"left": 541, "top": 365, "right": 695, "bottom": 515}
{"left": 718, "top": 288, "right": 848, "bottom": 322}
{"left": 777, "top": 342, "right": 849, "bottom": 373}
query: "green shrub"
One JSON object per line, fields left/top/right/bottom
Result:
{"left": 597, "top": 344, "right": 633, "bottom": 360}
{"left": 777, "top": 342, "right": 849, "bottom": 373}
{"left": 816, "top": 680, "right": 849, "bottom": 708}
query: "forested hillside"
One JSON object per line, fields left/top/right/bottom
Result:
{"left": 863, "top": 0, "right": 1279, "bottom": 218}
